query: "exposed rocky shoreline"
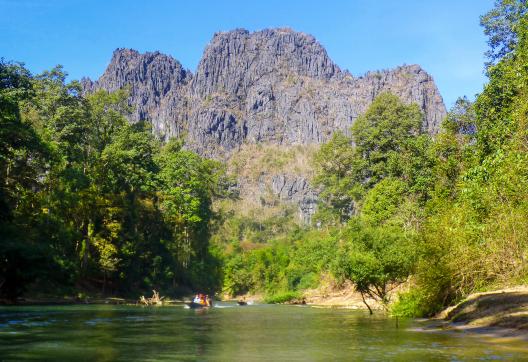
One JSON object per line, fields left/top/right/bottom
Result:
{"left": 431, "top": 286, "right": 528, "bottom": 340}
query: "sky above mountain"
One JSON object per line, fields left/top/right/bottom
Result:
{"left": 1, "top": 0, "right": 493, "bottom": 107}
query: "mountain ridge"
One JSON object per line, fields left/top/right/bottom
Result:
{"left": 82, "top": 28, "right": 447, "bottom": 222}
{"left": 83, "top": 27, "right": 446, "bottom": 158}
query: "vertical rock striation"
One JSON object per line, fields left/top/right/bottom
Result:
{"left": 82, "top": 48, "right": 192, "bottom": 137}
{"left": 83, "top": 28, "right": 448, "bottom": 222}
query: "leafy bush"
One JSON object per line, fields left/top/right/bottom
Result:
{"left": 332, "top": 221, "right": 417, "bottom": 312}
{"left": 390, "top": 288, "right": 442, "bottom": 318}
{"left": 264, "top": 291, "right": 302, "bottom": 304}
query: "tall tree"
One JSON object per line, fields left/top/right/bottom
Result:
{"left": 481, "top": 0, "right": 528, "bottom": 67}
{"left": 0, "top": 61, "right": 50, "bottom": 300}
{"left": 313, "top": 93, "right": 432, "bottom": 225}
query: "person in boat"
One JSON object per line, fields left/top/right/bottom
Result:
{"left": 189, "top": 293, "right": 212, "bottom": 307}
{"left": 193, "top": 294, "right": 201, "bottom": 304}
{"left": 237, "top": 297, "right": 247, "bottom": 305}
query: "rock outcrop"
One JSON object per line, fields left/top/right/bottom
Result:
{"left": 83, "top": 28, "right": 447, "bottom": 222}
{"left": 82, "top": 48, "right": 192, "bottom": 137}
{"left": 269, "top": 174, "right": 318, "bottom": 224}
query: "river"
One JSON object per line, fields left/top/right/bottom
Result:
{"left": 0, "top": 302, "right": 527, "bottom": 361}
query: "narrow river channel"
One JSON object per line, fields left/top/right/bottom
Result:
{"left": 1, "top": 303, "right": 527, "bottom": 361}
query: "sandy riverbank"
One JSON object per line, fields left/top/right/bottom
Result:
{"left": 430, "top": 286, "right": 528, "bottom": 340}
{"left": 302, "top": 282, "right": 380, "bottom": 309}
{"left": 235, "top": 281, "right": 382, "bottom": 310}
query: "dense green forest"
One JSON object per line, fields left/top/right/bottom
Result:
{"left": 0, "top": 66, "right": 229, "bottom": 300}
{"left": 1, "top": 0, "right": 528, "bottom": 317}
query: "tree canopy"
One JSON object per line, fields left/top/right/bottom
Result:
{"left": 0, "top": 63, "right": 226, "bottom": 300}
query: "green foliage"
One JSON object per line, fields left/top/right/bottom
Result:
{"left": 221, "top": 228, "right": 338, "bottom": 297}
{"left": 0, "top": 61, "right": 52, "bottom": 300}
{"left": 390, "top": 288, "right": 438, "bottom": 318}
{"left": 475, "top": 14, "right": 528, "bottom": 158}
{"left": 312, "top": 131, "right": 360, "bottom": 224}
{"left": 313, "top": 93, "right": 433, "bottom": 226}
{"left": 480, "top": 0, "right": 528, "bottom": 67}
{"left": 0, "top": 63, "right": 226, "bottom": 300}
{"left": 403, "top": 10, "right": 528, "bottom": 317}
{"left": 310, "top": 93, "right": 432, "bottom": 312}
{"left": 312, "top": 6, "right": 528, "bottom": 318}
{"left": 442, "top": 97, "right": 477, "bottom": 136}
{"left": 212, "top": 198, "right": 299, "bottom": 248}
{"left": 264, "top": 291, "right": 302, "bottom": 304}
{"left": 352, "top": 93, "right": 424, "bottom": 187}
{"left": 156, "top": 139, "right": 225, "bottom": 273}
{"left": 427, "top": 99, "right": 476, "bottom": 206}
{"left": 360, "top": 178, "right": 407, "bottom": 226}
{"left": 223, "top": 253, "right": 255, "bottom": 296}
{"left": 333, "top": 221, "right": 416, "bottom": 310}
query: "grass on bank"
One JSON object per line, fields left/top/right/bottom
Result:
{"left": 264, "top": 291, "right": 303, "bottom": 304}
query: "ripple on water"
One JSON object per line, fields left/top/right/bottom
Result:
{"left": 23, "top": 321, "right": 52, "bottom": 327}
{"left": 0, "top": 305, "right": 527, "bottom": 361}
{"left": 0, "top": 331, "right": 25, "bottom": 335}
{"left": 84, "top": 318, "right": 113, "bottom": 326}
{"left": 7, "top": 319, "right": 25, "bottom": 325}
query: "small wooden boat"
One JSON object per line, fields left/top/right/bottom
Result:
{"left": 186, "top": 301, "right": 212, "bottom": 309}
{"left": 237, "top": 301, "right": 247, "bottom": 306}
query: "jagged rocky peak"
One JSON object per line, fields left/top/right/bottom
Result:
{"left": 356, "top": 64, "right": 446, "bottom": 134}
{"left": 82, "top": 28, "right": 448, "bottom": 223}
{"left": 83, "top": 48, "right": 192, "bottom": 130}
{"left": 83, "top": 29, "right": 446, "bottom": 147}
{"left": 86, "top": 48, "right": 191, "bottom": 92}
{"left": 191, "top": 28, "right": 340, "bottom": 98}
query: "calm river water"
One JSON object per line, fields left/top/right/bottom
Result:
{"left": 0, "top": 302, "right": 527, "bottom": 361}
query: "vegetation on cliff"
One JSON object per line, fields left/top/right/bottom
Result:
{"left": 219, "top": 0, "right": 528, "bottom": 315}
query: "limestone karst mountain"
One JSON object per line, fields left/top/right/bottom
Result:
{"left": 82, "top": 28, "right": 447, "bottom": 222}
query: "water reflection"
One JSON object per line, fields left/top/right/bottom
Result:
{"left": 0, "top": 304, "right": 526, "bottom": 361}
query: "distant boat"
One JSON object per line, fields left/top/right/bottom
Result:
{"left": 186, "top": 301, "right": 212, "bottom": 309}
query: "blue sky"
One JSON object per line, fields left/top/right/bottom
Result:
{"left": 1, "top": 0, "right": 493, "bottom": 107}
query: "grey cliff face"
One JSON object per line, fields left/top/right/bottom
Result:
{"left": 351, "top": 65, "right": 446, "bottom": 135}
{"left": 191, "top": 28, "right": 338, "bottom": 99}
{"left": 269, "top": 174, "right": 318, "bottom": 224}
{"left": 83, "top": 28, "right": 448, "bottom": 222}
{"left": 84, "top": 28, "right": 446, "bottom": 154}
{"left": 82, "top": 48, "right": 191, "bottom": 137}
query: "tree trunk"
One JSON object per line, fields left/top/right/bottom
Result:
{"left": 361, "top": 292, "right": 373, "bottom": 315}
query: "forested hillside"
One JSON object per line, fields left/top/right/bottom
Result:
{"left": 1, "top": 0, "right": 527, "bottom": 317}
{"left": 218, "top": 0, "right": 528, "bottom": 315}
